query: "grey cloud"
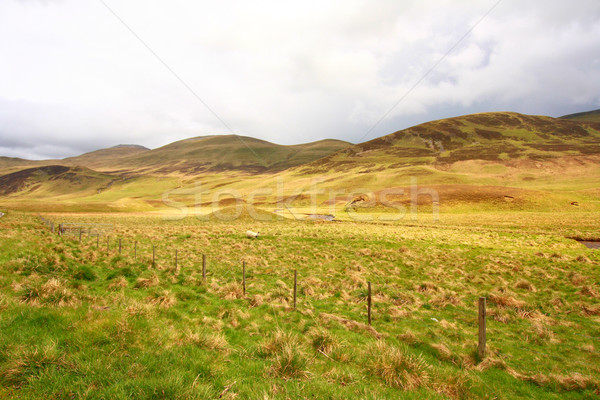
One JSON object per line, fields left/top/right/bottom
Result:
{"left": 0, "top": 0, "right": 599, "bottom": 159}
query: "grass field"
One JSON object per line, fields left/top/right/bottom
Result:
{"left": 0, "top": 210, "right": 599, "bottom": 399}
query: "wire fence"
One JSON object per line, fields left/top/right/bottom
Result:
{"left": 38, "top": 216, "right": 600, "bottom": 389}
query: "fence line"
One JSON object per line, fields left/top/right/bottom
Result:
{"left": 38, "top": 217, "right": 600, "bottom": 370}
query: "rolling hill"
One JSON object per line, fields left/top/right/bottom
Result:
{"left": 107, "top": 135, "right": 351, "bottom": 174}
{"left": 560, "top": 109, "right": 600, "bottom": 123}
{"left": 296, "top": 112, "right": 600, "bottom": 174}
{"left": 1, "top": 111, "right": 600, "bottom": 213}
{"left": 63, "top": 144, "right": 150, "bottom": 170}
{"left": 0, "top": 165, "right": 115, "bottom": 198}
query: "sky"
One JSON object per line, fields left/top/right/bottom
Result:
{"left": 1, "top": 0, "right": 599, "bottom": 160}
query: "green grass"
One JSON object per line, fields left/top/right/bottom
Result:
{"left": 0, "top": 211, "right": 599, "bottom": 398}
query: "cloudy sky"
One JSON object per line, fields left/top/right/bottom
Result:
{"left": 1, "top": 0, "right": 599, "bottom": 159}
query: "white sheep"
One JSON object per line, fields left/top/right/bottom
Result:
{"left": 246, "top": 230, "right": 260, "bottom": 239}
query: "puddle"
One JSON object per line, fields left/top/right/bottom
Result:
{"left": 307, "top": 214, "right": 335, "bottom": 221}
{"left": 578, "top": 241, "right": 600, "bottom": 249}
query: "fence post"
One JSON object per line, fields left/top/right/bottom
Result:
{"left": 242, "top": 261, "right": 246, "bottom": 296}
{"left": 51, "top": 222, "right": 54, "bottom": 233}
{"left": 59, "top": 223, "right": 63, "bottom": 236}
{"left": 79, "top": 228, "right": 82, "bottom": 242}
{"left": 202, "top": 254, "right": 206, "bottom": 279}
{"left": 134, "top": 241, "right": 137, "bottom": 260}
{"left": 118, "top": 238, "right": 122, "bottom": 255}
{"left": 293, "top": 269, "right": 297, "bottom": 310}
{"left": 478, "top": 297, "right": 486, "bottom": 359}
{"left": 96, "top": 234, "right": 99, "bottom": 248}
{"left": 367, "top": 282, "right": 372, "bottom": 325}
{"left": 106, "top": 236, "right": 109, "bottom": 257}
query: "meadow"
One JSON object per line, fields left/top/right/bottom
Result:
{"left": 0, "top": 210, "right": 599, "bottom": 399}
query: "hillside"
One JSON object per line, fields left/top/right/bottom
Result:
{"left": 63, "top": 144, "right": 150, "bottom": 170}
{"left": 560, "top": 109, "right": 600, "bottom": 123}
{"left": 297, "top": 112, "right": 600, "bottom": 174}
{"left": 102, "top": 135, "right": 351, "bottom": 174}
{"left": 0, "top": 165, "right": 115, "bottom": 198}
{"left": 2, "top": 112, "right": 600, "bottom": 213}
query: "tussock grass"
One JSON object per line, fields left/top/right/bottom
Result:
{"left": 0, "top": 343, "right": 69, "bottom": 386}
{"left": 365, "top": 340, "right": 430, "bottom": 390}
{"left": 19, "top": 278, "right": 77, "bottom": 307}
{"left": 307, "top": 327, "right": 340, "bottom": 356}
{"left": 0, "top": 212, "right": 599, "bottom": 398}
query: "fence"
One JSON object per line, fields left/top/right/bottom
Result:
{"left": 37, "top": 216, "right": 600, "bottom": 377}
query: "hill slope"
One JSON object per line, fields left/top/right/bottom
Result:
{"left": 0, "top": 165, "right": 115, "bottom": 198}
{"left": 560, "top": 109, "right": 600, "bottom": 123}
{"left": 297, "top": 112, "right": 600, "bottom": 174}
{"left": 104, "top": 135, "right": 351, "bottom": 174}
{"left": 63, "top": 144, "right": 150, "bottom": 169}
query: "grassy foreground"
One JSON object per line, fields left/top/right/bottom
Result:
{"left": 0, "top": 211, "right": 599, "bottom": 399}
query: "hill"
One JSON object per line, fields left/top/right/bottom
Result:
{"left": 0, "top": 165, "right": 115, "bottom": 198}
{"left": 104, "top": 135, "right": 351, "bottom": 174}
{"left": 2, "top": 112, "right": 600, "bottom": 213}
{"left": 63, "top": 144, "right": 150, "bottom": 170}
{"left": 297, "top": 112, "right": 600, "bottom": 174}
{"left": 560, "top": 109, "right": 600, "bottom": 123}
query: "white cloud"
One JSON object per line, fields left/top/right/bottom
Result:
{"left": 0, "top": 0, "right": 599, "bottom": 159}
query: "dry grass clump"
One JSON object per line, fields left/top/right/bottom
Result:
{"left": 323, "top": 367, "right": 357, "bottom": 386}
{"left": 0, "top": 343, "right": 69, "bottom": 386}
{"left": 398, "top": 330, "right": 419, "bottom": 345}
{"left": 19, "top": 278, "right": 77, "bottom": 307}
{"left": 185, "top": 331, "right": 229, "bottom": 353}
{"left": 429, "top": 291, "right": 463, "bottom": 308}
{"left": 319, "top": 312, "right": 384, "bottom": 339}
{"left": 107, "top": 276, "right": 128, "bottom": 291}
{"left": 0, "top": 293, "right": 12, "bottom": 311}
{"left": 430, "top": 343, "right": 454, "bottom": 362}
{"left": 147, "top": 290, "right": 177, "bottom": 308}
{"left": 124, "top": 299, "right": 154, "bottom": 316}
{"left": 268, "top": 342, "right": 309, "bottom": 380}
{"left": 219, "top": 282, "right": 244, "bottom": 299}
{"left": 307, "top": 327, "right": 340, "bottom": 356}
{"left": 489, "top": 290, "right": 526, "bottom": 309}
{"left": 432, "top": 370, "right": 473, "bottom": 400}
{"left": 578, "top": 285, "right": 599, "bottom": 298}
{"left": 579, "top": 303, "right": 600, "bottom": 316}
{"left": 514, "top": 279, "right": 536, "bottom": 292}
{"left": 569, "top": 273, "right": 588, "bottom": 286}
{"left": 261, "top": 329, "right": 299, "bottom": 356}
{"left": 135, "top": 273, "right": 160, "bottom": 289}
{"left": 508, "top": 370, "right": 599, "bottom": 392}
{"left": 416, "top": 282, "right": 439, "bottom": 293}
{"left": 261, "top": 329, "right": 309, "bottom": 380}
{"left": 365, "top": 340, "right": 430, "bottom": 390}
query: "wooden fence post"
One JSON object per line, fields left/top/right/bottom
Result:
{"left": 96, "top": 234, "right": 99, "bottom": 248}
{"left": 59, "top": 223, "right": 63, "bottom": 236}
{"left": 79, "top": 228, "right": 82, "bottom": 242}
{"left": 367, "top": 282, "right": 372, "bottom": 325}
{"left": 242, "top": 261, "right": 246, "bottom": 296}
{"left": 478, "top": 297, "right": 486, "bottom": 359}
{"left": 119, "top": 238, "right": 122, "bottom": 255}
{"left": 51, "top": 222, "right": 54, "bottom": 233}
{"left": 202, "top": 254, "right": 206, "bottom": 279}
{"left": 293, "top": 270, "right": 297, "bottom": 310}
